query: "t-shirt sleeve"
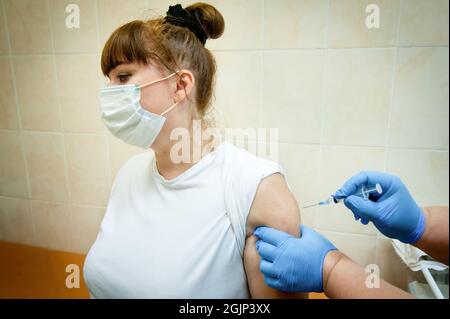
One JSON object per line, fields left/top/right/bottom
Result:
{"left": 217, "top": 143, "right": 288, "bottom": 256}
{"left": 222, "top": 144, "right": 286, "bottom": 256}
{"left": 234, "top": 149, "right": 286, "bottom": 222}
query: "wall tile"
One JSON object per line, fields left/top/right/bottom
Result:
{"left": 108, "top": 135, "right": 145, "bottom": 184}
{"left": 279, "top": 143, "right": 321, "bottom": 228}
{"left": 329, "top": 0, "right": 400, "bottom": 48}
{"left": 316, "top": 146, "right": 385, "bottom": 235}
{"left": 390, "top": 47, "right": 449, "bottom": 149}
{"left": 399, "top": 0, "right": 449, "bottom": 46}
{"left": 55, "top": 54, "right": 105, "bottom": 134}
{"left": 144, "top": 0, "right": 263, "bottom": 50}
{"left": 4, "top": 0, "right": 52, "bottom": 54}
{"left": 147, "top": 0, "right": 195, "bottom": 17}
{"left": 214, "top": 51, "right": 262, "bottom": 129}
{"left": 323, "top": 49, "right": 394, "bottom": 146}
{"left": 264, "top": 0, "right": 328, "bottom": 49}
{"left": 13, "top": 56, "right": 61, "bottom": 131}
{"left": 0, "top": 204, "right": 2, "bottom": 240}
{"left": 23, "top": 132, "right": 69, "bottom": 202}
{"left": 0, "top": 197, "right": 34, "bottom": 245}
{"left": 97, "top": 0, "right": 151, "bottom": 49}
{"left": 205, "top": 0, "right": 263, "bottom": 50}
{"left": 69, "top": 204, "right": 105, "bottom": 254}
{"left": 262, "top": 50, "right": 324, "bottom": 144}
{"left": 0, "top": 0, "right": 9, "bottom": 55}
{"left": 32, "top": 200, "right": 71, "bottom": 251}
{"left": 0, "top": 131, "right": 28, "bottom": 198}
{"left": 144, "top": 0, "right": 265, "bottom": 50}
{"left": 376, "top": 237, "right": 409, "bottom": 290}
{"left": 320, "top": 230, "right": 377, "bottom": 266}
{"left": 49, "top": 0, "right": 99, "bottom": 53}
{"left": 65, "top": 134, "right": 110, "bottom": 206}
{"left": 387, "top": 149, "right": 449, "bottom": 207}
{"left": 0, "top": 57, "right": 19, "bottom": 129}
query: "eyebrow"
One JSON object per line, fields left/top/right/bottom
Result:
{"left": 108, "top": 63, "right": 127, "bottom": 77}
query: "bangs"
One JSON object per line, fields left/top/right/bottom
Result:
{"left": 101, "top": 20, "right": 151, "bottom": 77}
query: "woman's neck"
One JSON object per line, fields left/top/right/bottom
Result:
{"left": 154, "top": 138, "right": 215, "bottom": 181}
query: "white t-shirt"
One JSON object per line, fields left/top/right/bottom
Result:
{"left": 83, "top": 142, "right": 283, "bottom": 298}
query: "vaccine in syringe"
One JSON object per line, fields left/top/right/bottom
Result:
{"left": 303, "top": 184, "right": 383, "bottom": 209}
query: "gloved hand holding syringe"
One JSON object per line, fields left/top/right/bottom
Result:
{"left": 302, "top": 171, "right": 426, "bottom": 244}
{"left": 303, "top": 183, "right": 383, "bottom": 209}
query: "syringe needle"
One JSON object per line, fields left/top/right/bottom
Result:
{"left": 303, "top": 184, "right": 383, "bottom": 210}
{"left": 303, "top": 203, "right": 318, "bottom": 209}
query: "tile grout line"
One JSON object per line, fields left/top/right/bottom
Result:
{"left": 384, "top": 0, "right": 404, "bottom": 173}
{"left": 0, "top": 52, "right": 100, "bottom": 57}
{"left": 376, "top": 0, "right": 405, "bottom": 262}
{"left": 94, "top": 0, "right": 102, "bottom": 54}
{"left": 317, "top": 228, "right": 379, "bottom": 267}
{"left": 1, "top": 0, "right": 36, "bottom": 246}
{"left": 0, "top": 45, "right": 449, "bottom": 58}
{"left": 0, "top": 129, "right": 448, "bottom": 151}
{"left": 0, "top": 128, "right": 108, "bottom": 137}
{"left": 314, "top": 0, "right": 332, "bottom": 230}
{"left": 95, "top": 0, "right": 113, "bottom": 191}
{"left": 0, "top": 195, "right": 107, "bottom": 211}
{"left": 259, "top": 0, "right": 265, "bottom": 131}
{"left": 47, "top": 0, "right": 74, "bottom": 252}
{"left": 316, "top": 228, "right": 378, "bottom": 238}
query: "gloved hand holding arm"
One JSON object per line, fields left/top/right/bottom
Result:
{"left": 254, "top": 225, "right": 412, "bottom": 298}
{"left": 254, "top": 225, "right": 336, "bottom": 293}
{"left": 334, "top": 171, "right": 448, "bottom": 264}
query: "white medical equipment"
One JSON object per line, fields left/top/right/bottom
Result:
{"left": 392, "top": 239, "right": 448, "bottom": 299}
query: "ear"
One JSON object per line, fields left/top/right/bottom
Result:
{"left": 174, "top": 69, "right": 195, "bottom": 102}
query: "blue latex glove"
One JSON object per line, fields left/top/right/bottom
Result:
{"left": 334, "top": 171, "right": 426, "bottom": 244}
{"left": 253, "top": 225, "right": 337, "bottom": 293}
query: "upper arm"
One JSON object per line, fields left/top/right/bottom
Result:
{"left": 243, "top": 173, "right": 307, "bottom": 299}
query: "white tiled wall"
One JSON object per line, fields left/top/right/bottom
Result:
{"left": 0, "top": 0, "right": 448, "bottom": 290}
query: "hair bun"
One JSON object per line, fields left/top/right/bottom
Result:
{"left": 186, "top": 2, "right": 225, "bottom": 41}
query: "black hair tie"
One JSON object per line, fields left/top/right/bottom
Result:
{"left": 164, "top": 4, "right": 207, "bottom": 45}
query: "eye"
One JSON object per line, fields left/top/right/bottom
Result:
{"left": 117, "top": 73, "right": 131, "bottom": 83}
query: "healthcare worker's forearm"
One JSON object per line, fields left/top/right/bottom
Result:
{"left": 414, "top": 207, "right": 449, "bottom": 265}
{"left": 322, "top": 251, "right": 413, "bottom": 299}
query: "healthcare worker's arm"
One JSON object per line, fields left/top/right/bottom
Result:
{"left": 254, "top": 225, "right": 413, "bottom": 298}
{"left": 415, "top": 207, "right": 449, "bottom": 265}
{"left": 243, "top": 173, "right": 307, "bottom": 299}
{"left": 332, "top": 202, "right": 448, "bottom": 298}
{"left": 323, "top": 250, "right": 413, "bottom": 299}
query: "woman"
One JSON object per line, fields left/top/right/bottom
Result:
{"left": 84, "top": 2, "right": 304, "bottom": 299}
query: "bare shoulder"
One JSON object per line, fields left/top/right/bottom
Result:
{"left": 245, "top": 172, "right": 301, "bottom": 238}
{"left": 243, "top": 172, "right": 305, "bottom": 298}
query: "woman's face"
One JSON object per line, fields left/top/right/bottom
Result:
{"left": 107, "top": 62, "right": 195, "bottom": 152}
{"left": 108, "top": 61, "right": 178, "bottom": 115}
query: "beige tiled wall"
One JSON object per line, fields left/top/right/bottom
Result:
{"left": 0, "top": 0, "right": 448, "bottom": 290}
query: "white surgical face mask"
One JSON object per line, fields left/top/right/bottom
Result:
{"left": 99, "top": 72, "right": 180, "bottom": 149}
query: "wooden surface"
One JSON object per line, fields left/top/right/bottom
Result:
{"left": 0, "top": 241, "right": 89, "bottom": 298}
{"left": 0, "top": 241, "right": 328, "bottom": 299}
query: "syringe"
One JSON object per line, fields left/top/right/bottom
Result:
{"left": 303, "top": 183, "right": 383, "bottom": 209}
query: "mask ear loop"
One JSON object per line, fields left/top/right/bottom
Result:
{"left": 138, "top": 70, "right": 183, "bottom": 116}
{"left": 160, "top": 101, "right": 180, "bottom": 117}
{"left": 139, "top": 70, "right": 181, "bottom": 89}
